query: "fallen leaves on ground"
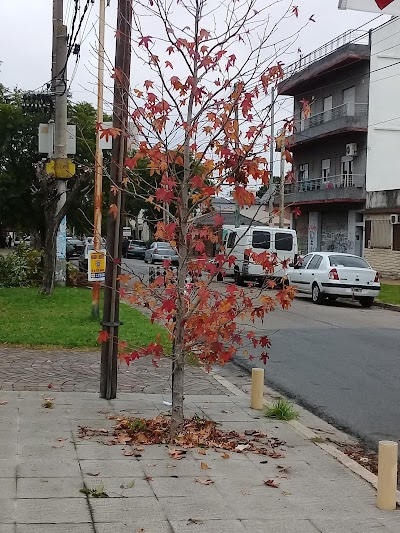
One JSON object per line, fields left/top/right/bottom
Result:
{"left": 188, "top": 518, "right": 204, "bottom": 524}
{"left": 0, "top": 401, "right": 8, "bottom": 405}
{"left": 42, "top": 398, "right": 54, "bottom": 409}
{"left": 263, "top": 479, "right": 279, "bottom": 488}
{"left": 169, "top": 449, "right": 187, "bottom": 460}
{"left": 80, "top": 483, "right": 108, "bottom": 498}
{"left": 194, "top": 477, "right": 214, "bottom": 485}
{"left": 86, "top": 472, "right": 101, "bottom": 477}
{"left": 200, "top": 462, "right": 210, "bottom": 470}
{"left": 102, "top": 414, "right": 285, "bottom": 457}
{"left": 78, "top": 426, "right": 110, "bottom": 439}
{"left": 222, "top": 452, "right": 230, "bottom": 459}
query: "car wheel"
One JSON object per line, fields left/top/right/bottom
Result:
{"left": 234, "top": 269, "right": 245, "bottom": 287}
{"left": 311, "top": 283, "right": 324, "bottom": 304}
{"left": 216, "top": 272, "right": 223, "bottom": 282}
{"left": 150, "top": 257, "right": 155, "bottom": 265}
{"left": 360, "top": 297, "right": 374, "bottom": 308}
{"left": 144, "top": 257, "right": 148, "bottom": 263}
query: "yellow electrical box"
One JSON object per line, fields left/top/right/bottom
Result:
{"left": 46, "top": 159, "right": 76, "bottom": 179}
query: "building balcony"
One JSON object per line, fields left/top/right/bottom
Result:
{"left": 279, "top": 30, "right": 370, "bottom": 96}
{"left": 283, "top": 174, "right": 366, "bottom": 206}
{"left": 288, "top": 103, "right": 368, "bottom": 149}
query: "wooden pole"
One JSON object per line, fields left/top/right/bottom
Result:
{"left": 100, "top": 0, "right": 132, "bottom": 399}
{"left": 92, "top": 0, "right": 106, "bottom": 319}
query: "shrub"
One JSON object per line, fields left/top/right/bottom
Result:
{"left": 0, "top": 246, "right": 43, "bottom": 287}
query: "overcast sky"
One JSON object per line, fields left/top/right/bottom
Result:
{"left": 0, "top": 0, "right": 388, "bottom": 114}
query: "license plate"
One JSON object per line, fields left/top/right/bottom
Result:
{"left": 352, "top": 288, "right": 362, "bottom": 293}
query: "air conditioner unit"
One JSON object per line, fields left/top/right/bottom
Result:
{"left": 346, "top": 143, "right": 358, "bottom": 156}
{"left": 390, "top": 214, "right": 400, "bottom": 225}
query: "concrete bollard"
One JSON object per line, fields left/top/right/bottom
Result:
{"left": 377, "top": 440, "right": 398, "bottom": 511}
{"left": 250, "top": 368, "right": 264, "bottom": 410}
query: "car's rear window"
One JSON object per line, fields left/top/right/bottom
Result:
{"left": 275, "top": 232, "right": 293, "bottom": 251}
{"left": 131, "top": 241, "right": 145, "bottom": 246}
{"left": 329, "top": 255, "right": 369, "bottom": 268}
{"left": 252, "top": 231, "right": 270, "bottom": 249}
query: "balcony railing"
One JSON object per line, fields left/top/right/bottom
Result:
{"left": 285, "top": 174, "right": 365, "bottom": 194}
{"left": 301, "top": 103, "right": 368, "bottom": 131}
{"left": 283, "top": 29, "right": 369, "bottom": 81}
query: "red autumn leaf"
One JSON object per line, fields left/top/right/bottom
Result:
{"left": 165, "top": 61, "right": 173, "bottom": 69}
{"left": 213, "top": 214, "right": 224, "bottom": 226}
{"left": 292, "top": 5, "right": 299, "bottom": 17}
{"left": 139, "top": 35, "right": 153, "bottom": 48}
{"left": 260, "top": 353, "right": 269, "bottom": 365}
{"left": 259, "top": 336, "right": 271, "bottom": 348}
{"left": 263, "top": 479, "right": 279, "bottom": 488}
{"left": 161, "top": 299, "right": 175, "bottom": 313}
{"left": 109, "top": 204, "right": 119, "bottom": 219}
{"left": 99, "top": 127, "right": 121, "bottom": 142}
{"left": 97, "top": 330, "right": 110, "bottom": 343}
{"left": 293, "top": 207, "right": 302, "bottom": 218}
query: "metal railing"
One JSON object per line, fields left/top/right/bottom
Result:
{"left": 300, "top": 103, "right": 368, "bottom": 131}
{"left": 283, "top": 29, "right": 369, "bottom": 80}
{"left": 285, "top": 174, "right": 365, "bottom": 194}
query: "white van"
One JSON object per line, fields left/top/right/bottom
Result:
{"left": 222, "top": 226, "right": 298, "bottom": 286}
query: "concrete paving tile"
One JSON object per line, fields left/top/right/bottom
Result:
{"left": 16, "top": 525, "right": 94, "bottom": 533}
{"left": 0, "top": 478, "right": 16, "bottom": 499}
{"left": 84, "top": 477, "right": 153, "bottom": 498}
{"left": 75, "top": 443, "right": 129, "bottom": 460}
{"left": 17, "top": 477, "right": 86, "bottom": 499}
{"left": 96, "top": 522, "right": 173, "bottom": 533}
{"left": 89, "top": 497, "right": 167, "bottom": 523}
{"left": 0, "top": 459, "right": 16, "bottom": 478}
{"left": 141, "top": 458, "right": 212, "bottom": 479}
{"left": 242, "top": 519, "right": 320, "bottom": 532}
{"left": 80, "top": 459, "right": 144, "bottom": 478}
{"left": 16, "top": 498, "right": 91, "bottom": 524}
{"left": 17, "top": 459, "right": 81, "bottom": 478}
{"left": 159, "top": 493, "right": 238, "bottom": 521}
{"left": 171, "top": 519, "right": 246, "bottom": 532}
{"left": 0, "top": 526, "right": 14, "bottom": 533}
{"left": 149, "top": 476, "right": 227, "bottom": 498}
{"left": 310, "top": 518, "right": 389, "bottom": 532}
{"left": 0, "top": 499, "right": 15, "bottom": 523}
{"left": 18, "top": 444, "right": 77, "bottom": 460}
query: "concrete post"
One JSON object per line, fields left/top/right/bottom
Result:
{"left": 377, "top": 440, "right": 398, "bottom": 511}
{"left": 251, "top": 368, "right": 264, "bottom": 410}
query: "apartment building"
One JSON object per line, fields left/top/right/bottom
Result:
{"left": 277, "top": 29, "right": 370, "bottom": 257}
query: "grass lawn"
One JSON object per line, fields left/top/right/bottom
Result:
{"left": 377, "top": 284, "right": 400, "bottom": 306}
{"left": 0, "top": 287, "right": 170, "bottom": 350}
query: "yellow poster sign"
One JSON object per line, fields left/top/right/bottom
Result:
{"left": 88, "top": 250, "right": 106, "bottom": 282}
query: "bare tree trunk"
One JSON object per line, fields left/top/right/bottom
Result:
{"left": 41, "top": 222, "right": 58, "bottom": 295}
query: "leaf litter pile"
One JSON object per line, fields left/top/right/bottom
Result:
{"left": 78, "top": 414, "right": 285, "bottom": 458}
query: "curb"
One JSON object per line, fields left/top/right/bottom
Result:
{"left": 375, "top": 301, "right": 400, "bottom": 312}
{"left": 209, "top": 370, "right": 400, "bottom": 506}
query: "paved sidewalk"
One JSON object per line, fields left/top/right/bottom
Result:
{"left": 0, "top": 386, "right": 399, "bottom": 532}
{"left": 0, "top": 347, "right": 227, "bottom": 395}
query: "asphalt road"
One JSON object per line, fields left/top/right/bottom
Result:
{"left": 110, "top": 258, "right": 400, "bottom": 449}
{"left": 233, "top": 293, "right": 400, "bottom": 450}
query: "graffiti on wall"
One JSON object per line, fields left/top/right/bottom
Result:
{"left": 321, "top": 230, "right": 354, "bottom": 253}
{"left": 308, "top": 224, "right": 318, "bottom": 252}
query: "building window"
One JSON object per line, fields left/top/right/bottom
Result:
{"left": 298, "top": 164, "right": 309, "bottom": 191}
{"left": 321, "top": 159, "right": 330, "bottom": 179}
{"left": 366, "top": 219, "right": 392, "bottom": 249}
{"left": 393, "top": 224, "right": 400, "bottom": 251}
{"left": 323, "top": 96, "right": 332, "bottom": 122}
{"left": 343, "top": 86, "right": 356, "bottom": 116}
{"left": 341, "top": 157, "right": 353, "bottom": 187}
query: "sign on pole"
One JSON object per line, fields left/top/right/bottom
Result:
{"left": 88, "top": 249, "right": 106, "bottom": 282}
{"left": 338, "top": 0, "right": 400, "bottom": 15}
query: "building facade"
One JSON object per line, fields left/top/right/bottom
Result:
{"left": 364, "top": 17, "right": 400, "bottom": 278}
{"left": 277, "top": 30, "right": 370, "bottom": 257}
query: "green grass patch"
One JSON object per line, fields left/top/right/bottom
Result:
{"left": 0, "top": 287, "right": 170, "bottom": 351}
{"left": 264, "top": 398, "right": 299, "bottom": 421}
{"left": 377, "top": 284, "right": 400, "bottom": 306}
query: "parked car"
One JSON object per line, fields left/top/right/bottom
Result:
{"left": 223, "top": 225, "right": 298, "bottom": 286}
{"left": 14, "top": 236, "right": 30, "bottom": 247}
{"left": 287, "top": 252, "right": 380, "bottom": 307}
{"left": 66, "top": 237, "right": 84, "bottom": 259}
{"left": 144, "top": 242, "right": 178, "bottom": 265}
{"left": 127, "top": 240, "right": 147, "bottom": 259}
{"left": 78, "top": 243, "right": 94, "bottom": 272}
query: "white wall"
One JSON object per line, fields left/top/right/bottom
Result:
{"left": 367, "top": 18, "right": 400, "bottom": 192}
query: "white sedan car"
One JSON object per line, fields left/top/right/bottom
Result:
{"left": 288, "top": 252, "right": 380, "bottom": 307}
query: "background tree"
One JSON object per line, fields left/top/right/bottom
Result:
{"left": 98, "top": 0, "right": 310, "bottom": 435}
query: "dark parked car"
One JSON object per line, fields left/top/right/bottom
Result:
{"left": 127, "top": 240, "right": 147, "bottom": 259}
{"left": 66, "top": 237, "right": 84, "bottom": 259}
{"left": 78, "top": 243, "right": 94, "bottom": 272}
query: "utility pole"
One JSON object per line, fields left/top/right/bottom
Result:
{"left": 53, "top": 0, "right": 68, "bottom": 285}
{"left": 100, "top": 0, "right": 132, "bottom": 399}
{"left": 268, "top": 87, "right": 275, "bottom": 225}
{"left": 92, "top": 0, "right": 106, "bottom": 319}
{"left": 234, "top": 83, "right": 241, "bottom": 228}
{"left": 279, "top": 134, "right": 285, "bottom": 229}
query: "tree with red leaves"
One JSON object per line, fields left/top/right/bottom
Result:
{"left": 99, "top": 0, "right": 311, "bottom": 436}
